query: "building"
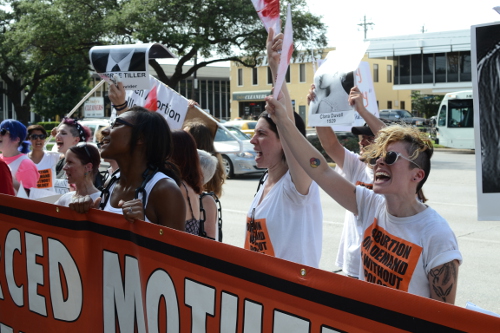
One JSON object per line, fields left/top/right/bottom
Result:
{"left": 229, "top": 48, "right": 412, "bottom": 124}
{"left": 366, "top": 29, "right": 471, "bottom": 94}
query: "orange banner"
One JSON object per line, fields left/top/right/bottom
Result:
{"left": 0, "top": 194, "right": 498, "bottom": 332}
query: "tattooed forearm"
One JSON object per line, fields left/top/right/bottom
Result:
{"left": 429, "top": 260, "right": 459, "bottom": 303}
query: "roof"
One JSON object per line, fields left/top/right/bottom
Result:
{"left": 366, "top": 29, "right": 470, "bottom": 58}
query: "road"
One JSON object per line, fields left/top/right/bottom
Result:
{"left": 219, "top": 150, "right": 500, "bottom": 314}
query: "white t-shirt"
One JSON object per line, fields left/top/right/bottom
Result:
{"left": 55, "top": 191, "right": 101, "bottom": 207}
{"left": 355, "top": 186, "right": 462, "bottom": 298}
{"left": 335, "top": 148, "right": 373, "bottom": 277}
{"left": 32, "top": 151, "right": 61, "bottom": 192}
{"left": 245, "top": 171, "right": 323, "bottom": 268}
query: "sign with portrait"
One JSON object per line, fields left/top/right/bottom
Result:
{"left": 471, "top": 22, "right": 500, "bottom": 220}
{"left": 89, "top": 43, "right": 175, "bottom": 90}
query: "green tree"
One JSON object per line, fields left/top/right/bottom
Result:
{"left": 30, "top": 64, "right": 91, "bottom": 119}
{"left": 1, "top": 0, "right": 326, "bottom": 123}
{"left": 411, "top": 91, "right": 444, "bottom": 119}
{"left": 108, "top": 0, "right": 327, "bottom": 89}
{"left": 0, "top": 0, "right": 115, "bottom": 124}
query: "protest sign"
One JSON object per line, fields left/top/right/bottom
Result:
{"left": 331, "top": 61, "right": 379, "bottom": 132}
{"left": 0, "top": 194, "right": 499, "bottom": 332}
{"left": 308, "top": 43, "right": 369, "bottom": 127}
{"left": 251, "top": 0, "right": 280, "bottom": 33}
{"left": 113, "top": 75, "right": 189, "bottom": 131}
{"left": 89, "top": 43, "right": 175, "bottom": 90}
{"left": 471, "top": 22, "right": 500, "bottom": 220}
{"left": 273, "top": 3, "right": 294, "bottom": 100}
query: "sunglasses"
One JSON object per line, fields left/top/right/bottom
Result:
{"left": 29, "top": 134, "right": 47, "bottom": 140}
{"left": 0, "top": 128, "right": 9, "bottom": 136}
{"left": 369, "top": 151, "right": 421, "bottom": 169}
{"left": 110, "top": 117, "right": 134, "bottom": 129}
{"left": 76, "top": 142, "right": 91, "bottom": 159}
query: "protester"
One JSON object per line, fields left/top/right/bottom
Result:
{"left": 265, "top": 90, "right": 462, "bottom": 303}
{"left": 197, "top": 149, "right": 220, "bottom": 240}
{"left": 0, "top": 119, "right": 39, "bottom": 194}
{"left": 70, "top": 107, "right": 185, "bottom": 230}
{"left": 0, "top": 157, "right": 15, "bottom": 195}
{"left": 170, "top": 130, "right": 216, "bottom": 238}
{"left": 95, "top": 126, "right": 119, "bottom": 188}
{"left": 54, "top": 143, "right": 101, "bottom": 207}
{"left": 243, "top": 29, "right": 323, "bottom": 268}
{"left": 51, "top": 117, "right": 92, "bottom": 194}
{"left": 308, "top": 84, "right": 384, "bottom": 277}
{"left": 27, "top": 125, "right": 62, "bottom": 193}
{"left": 183, "top": 119, "right": 226, "bottom": 198}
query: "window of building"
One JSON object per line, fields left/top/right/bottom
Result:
{"left": 394, "top": 58, "right": 399, "bottom": 84}
{"left": 411, "top": 54, "right": 422, "bottom": 84}
{"left": 286, "top": 67, "right": 291, "bottom": 83}
{"left": 252, "top": 67, "right": 258, "bottom": 85}
{"left": 401, "top": 101, "right": 406, "bottom": 110}
{"left": 238, "top": 68, "right": 243, "bottom": 86}
{"left": 373, "top": 64, "right": 379, "bottom": 82}
{"left": 423, "top": 54, "right": 434, "bottom": 83}
{"left": 435, "top": 53, "right": 446, "bottom": 83}
{"left": 387, "top": 65, "right": 392, "bottom": 83}
{"left": 299, "top": 64, "right": 306, "bottom": 82}
{"left": 267, "top": 67, "right": 273, "bottom": 84}
{"left": 399, "top": 56, "right": 410, "bottom": 84}
{"left": 447, "top": 52, "right": 459, "bottom": 82}
{"left": 387, "top": 101, "right": 392, "bottom": 109}
{"left": 459, "top": 51, "right": 471, "bottom": 82}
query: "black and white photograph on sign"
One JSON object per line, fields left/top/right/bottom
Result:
{"left": 89, "top": 43, "right": 175, "bottom": 91}
{"left": 472, "top": 22, "right": 500, "bottom": 220}
{"left": 91, "top": 48, "right": 146, "bottom": 73}
{"left": 312, "top": 71, "right": 354, "bottom": 114}
{"left": 307, "top": 43, "right": 368, "bottom": 127}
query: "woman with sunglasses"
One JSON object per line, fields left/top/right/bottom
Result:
{"left": 0, "top": 119, "right": 39, "bottom": 194}
{"left": 27, "top": 125, "right": 62, "bottom": 193}
{"left": 54, "top": 143, "right": 101, "bottom": 207}
{"left": 73, "top": 107, "right": 185, "bottom": 230}
{"left": 265, "top": 95, "right": 462, "bottom": 304}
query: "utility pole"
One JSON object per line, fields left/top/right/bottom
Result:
{"left": 421, "top": 25, "right": 427, "bottom": 33}
{"left": 358, "top": 15, "right": 375, "bottom": 40}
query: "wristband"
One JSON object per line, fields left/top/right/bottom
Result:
{"left": 113, "top": 102, "right": 128, "bottom": 111}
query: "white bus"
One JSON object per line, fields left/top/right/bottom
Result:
{"left": 435, "top": 90, "right": 474, "bottom": 149}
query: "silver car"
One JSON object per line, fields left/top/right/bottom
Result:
{"left": 214, "top": 126, "right": 265, "bottom": 178}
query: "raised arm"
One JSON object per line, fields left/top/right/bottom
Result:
{"left": 109, "top": 81, "right": 129, "bottom": 115}
{"left": 267, "top": 28, "right": 312, "bottom": 195}
{"left": 265, "top": 95, "right": 358, "bottom": 214}
{"left": 349, "top": 86, "right": 386, "bottom": 135}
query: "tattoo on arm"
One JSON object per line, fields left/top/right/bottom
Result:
{"left": 310, "top": 157, "right": 320, "bottom": 168}
{"left": 429, "top": 261, "right": 458, "bottom": 302}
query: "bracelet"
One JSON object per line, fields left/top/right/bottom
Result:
{"left": 113, "top": 102, "right": 128, "bottom": 111}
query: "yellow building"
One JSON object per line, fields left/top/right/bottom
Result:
{"left": 229, "top": 49, "right": 412, "bottom": 125}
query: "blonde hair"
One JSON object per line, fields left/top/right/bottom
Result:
{"left": 362, "top": 124, "right": 433, "bottom": 192}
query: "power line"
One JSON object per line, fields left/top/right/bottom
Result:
{"left": 358, "top": 15, "right": 375, "bottom": 40}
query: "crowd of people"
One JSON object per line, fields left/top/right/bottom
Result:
{"left": 0, "top": 28, "right": 462, "bottom": 306}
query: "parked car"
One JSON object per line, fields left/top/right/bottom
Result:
{"left": 79, "top": 118, "right": 110, "bottom": 146}
{"left": 223, "top": 120, "right": 258, "bottom": 137}
{"left": 378, "top": 109, "right": 426, "bottom": 126}
{"left": 214, "top": 126, "right": 265, "bottom": 178}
